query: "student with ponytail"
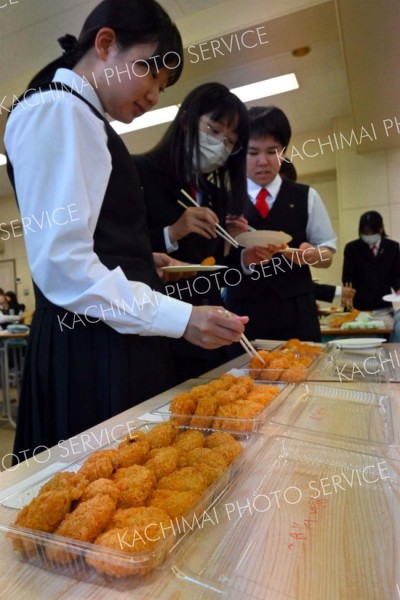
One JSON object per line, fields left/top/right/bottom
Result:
{"left": 4, "top": 0, "right": 248, "bottom": 462}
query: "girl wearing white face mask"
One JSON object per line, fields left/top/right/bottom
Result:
{"left": 342, "top": 211, "right": 400, "bottom": 311}
{"left": 133, "top": 83, "right": 251, "bottom": 383}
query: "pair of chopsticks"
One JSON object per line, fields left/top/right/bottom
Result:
{"left": 178, "top": 189, "right": 239, "bottom": 248}
{"left": 240, "top": 334, "right": 266, "bottom": 365}
{"left": 217, "top": 309, "right": 266, "bottom": 365}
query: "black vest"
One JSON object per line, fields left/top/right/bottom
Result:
{"left": 228, "top": 179, "right": 314, "bottom": 301}
{"left": 6, "top": 83, "right": 163, "bottom": 310}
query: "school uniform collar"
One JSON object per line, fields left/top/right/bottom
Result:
{"left": 53, "top": 68, "right": 106, "bottom": 117}
{"left": 247, "top": 174, "right": 282, "bottom": 209}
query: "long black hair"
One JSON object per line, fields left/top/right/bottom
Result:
{"left": 359, "top": 211, "right": 387, "bottom": 237}
{"left": 28, "top": 0, "right": 183, "bottom": 90}
{"left": 147, "top": 82, "right": 249, "bottom": 215}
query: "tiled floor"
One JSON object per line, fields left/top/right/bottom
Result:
{"left": 0, "top": 389, "right": 18, "bottom": 471}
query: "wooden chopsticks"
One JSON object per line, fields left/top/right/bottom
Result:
{"left": 178, "top": 189, "right": 239, "bottom": 248}
{"left": 239, "top": 334, "right": 267, "bottom": 365}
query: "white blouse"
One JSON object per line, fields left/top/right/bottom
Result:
{"left": 4, "top": 68, "right": 192, "bottom": 336}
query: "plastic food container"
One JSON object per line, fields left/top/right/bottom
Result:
{"left": 328, "top": 346, "right": 394, "bottom": 383}
{"left": 171, "top": 435, "right": 400, "bottom": 599}
{"left": 0, "top": 422, "right": 262, "bottom": 586}
{"left": 150, "top": 382, "right": 286, "bottom": 433}
{"left": 264, "top": 383, "right": 395, "bottom": 446}
{"left": 229, "top": 349, "right": 324, "bottom": 383}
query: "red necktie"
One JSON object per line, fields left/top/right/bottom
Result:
{"left": 255, "top": 188, "right": 269, "bottom": 218}
{"left": 371, "top": 243, "right": 377, "bottom": 256}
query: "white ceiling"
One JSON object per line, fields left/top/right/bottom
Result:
{"left": 0, "top": 0, "right": 399, "bottom": 196}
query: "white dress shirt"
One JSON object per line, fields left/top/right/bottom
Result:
{"left": 247, "top": 175, "right": 337, "bottom": 251}
{"left": 4, "top": 68, "right": 192, "bottom": 336}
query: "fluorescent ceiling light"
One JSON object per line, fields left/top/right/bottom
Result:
{"left": 231, "top": 73, "right": 299, "bottom": 102}
{"left": 111, "top": 105, "right": 180, "bottom": 134}
{"left": 0, "top": 154, "right": 7, "bottom": 166}
{"left": 110, "top": 74, "right": 298, "bottom": 135}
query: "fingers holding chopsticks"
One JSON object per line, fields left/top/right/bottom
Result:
{"left": 183, "top": 306, "right": 249, "bottom": 350}
{"left": 172, "top": 203, "right": 219, "bottom": 241}
{"left": 179, "top": 190, "right": 239, "bottom": 248}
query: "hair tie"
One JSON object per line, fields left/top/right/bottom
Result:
{"left": 58, "top": 34, "right": 78, "bottom": 65}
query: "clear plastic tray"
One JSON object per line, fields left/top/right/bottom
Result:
{"left": 171, "top": 435, "right": 400, "bottom": 599}
{"left": 0, "top": 422, "right": 262, "bottom": 585}
{"left": 150, "top": 383, "right": 286, "bottom": 433}
{"left": 327, "top": 346, "right": 395, "bottom": 383}
{"left": 265, "top": 383, "right": 394, "bottom": 445}
{"left": 229, "top": 351, "right": 323, "bottom": 383}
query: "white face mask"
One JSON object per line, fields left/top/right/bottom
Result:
{"left": 195, "top": 130, "right": 232, "bottom": 173}
{"left": 361, "top": 233, "right": 381, "bottom": 245}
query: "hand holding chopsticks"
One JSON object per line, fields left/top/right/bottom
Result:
{"left": 179, "top": 189, "right": 239, "bottom": 248}
{"left": 343, "top": 281, "right": 355, "bottom": 311}
{"left": 217, "top": 309, "right": 266, "bottom": 365}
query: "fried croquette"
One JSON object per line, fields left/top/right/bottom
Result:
{"left": 234, "top": 376, "right": 254, "bottom": 393}
{"left": 46, "top": 494, "right": 116, "bottom": 563}
{"left": 173, "top": 429, "right": 205, "bottom": 452}
{"left": 185, "top": 447, "right": 228, "bottom": 470}
{"left": 246, "top": 385, "right": 280, "bottom": 407}
{"left": 169, "top": 392, "right": 197, "bottom": 420}
{"left": 157, "top": 467, "right": 208, "bottom": 495}
{"left": 114, "top": 439, "right": 150, "bottom": 468}
{"left": 190, "top": 396, "right": 218, "bottom": 428}
{"left": 188, "top": 384, "right": 211, "bottom": 401}
{"left": 10, "top": 490, "right": 72, "bottom": 555}
{"left": 194, "top": 463, "right": 225, "bottom": 486}
{"left": 147, "top": 489, "right": 200, "bottom": 519}
{"left": 249, "top": 350, "right": 270, "bottom": 371}
{"left": 88, "top": 512, "right": 170, "bottom": 577}
{"left": 107, "top": 506, "right": 170, "bottom": 533}
{"left": 145, "top": 422, "right": 178, "bottom": 449}
{"left": 14, "top": 490, "right": 72, "bottom": 534}
{"left": 144, "top": 446, "right": 180, "bottom": 480}
{"left": 213, "top": 441, "right": 243, "bottom": 465}
{"left": 118, "top": 430, "right": 147, "bottom": 448}
{"left": 205, "top": 431, "right": 238, "bottom": 449}
{"left": 213, "top": 400, "right": 263, "bottom": 430}
{"left": 81, "top": 478, "right": 120, "bottom": 503}
{"left": 39, "top": 472, "right": 88, "bottom": 501}
{"left": 79, "top": 450, "right": 117, "bottom": 481}
{"left": 113, "top": 465, "right": 156, "bottom": 508}
{"left": 87, "top": 528, "right": 145, "bottom": 576}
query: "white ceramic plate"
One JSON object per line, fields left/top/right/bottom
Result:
{"left": 332, "top": 338, "right": 387, "bottom": 349}
{"left": 160, "top": 264, "right": 228, "bottom": 272}
{"left": 383, "top": 293, "right": 400, "bottom": 303}
{"left": 235, "top": 230, "right": 292, "bottom": 248}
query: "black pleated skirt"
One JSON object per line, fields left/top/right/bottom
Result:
{"left": 12, "top": 307, "right": 176, "bottom": 462}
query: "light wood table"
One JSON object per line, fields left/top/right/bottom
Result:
{"left": 0, "top": 353, "right": 399, "bottom": 599}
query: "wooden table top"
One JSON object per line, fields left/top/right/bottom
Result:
{"left": 1, "top": 347, "right": 400, "bottom": 599}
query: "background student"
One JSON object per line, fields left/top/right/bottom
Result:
{"left": 342, "top": 211, "right": 400, "bottom": 310}
{"left": 225, "top": 106, "right": 337, "bottom": 345}
{"left": 134, "top": 83, "right": 271, "bottom": 381}
{"left": 4, "top": 0, "right": 247, "bottom": 462}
